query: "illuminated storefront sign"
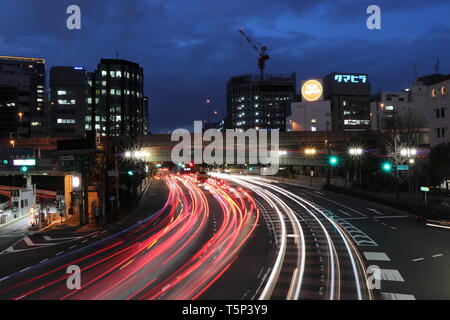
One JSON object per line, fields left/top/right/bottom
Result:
{"left": 13, "top": 159, "right": 36, "bottom": 166}
{"left": 301, "top": 79, "right": 323, "bottom": 102}
{"left": 334, "top": 74, "right": 368, "bottom": 84}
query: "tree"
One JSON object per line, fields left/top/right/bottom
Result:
{"left": 428, "top": 143, "right": 450, "bottom": 191}
{"left": 381, "top": 111, "right": 426, "bottom": 200}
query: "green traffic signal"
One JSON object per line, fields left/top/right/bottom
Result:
{"left": 127, "top": 170, "right": 134, "bottom": 176}
{"left": 20, "top": 166, "right": 28, "bottom": 172}
{"left": 329, "top": 155, "right": 339, "bottom": 167}
{"left": 381, "top": 161, "right": 393, "bottom": 172}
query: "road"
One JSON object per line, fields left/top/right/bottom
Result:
{"left": 0, "top": 175, "right": 261, "bottom": 300}
{"left": 226, "top": 175, "right": 450, "bottom": 300}
{"left": 0, "top": 174, "right": 448, "bottom": 300}
{"left": 216, "top": 174, "right": 373, "bottom": 300}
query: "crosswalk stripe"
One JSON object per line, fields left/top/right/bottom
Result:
{"left": 363, "top": 252, "right": 391, "bottom": 261}
{"left": 377, "top": 269, "right": 405, "bottom": 282}
{"left": 381, "top": 292, "right": 415, "bottom": 300}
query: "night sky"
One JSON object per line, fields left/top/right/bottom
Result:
{"left": 1, "top": 0, "right": 449, "bottom": 133}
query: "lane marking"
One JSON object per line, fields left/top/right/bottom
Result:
{"left": 19, "top": 267, "right": 31, "bottom": 273}
{"left": 390, "top": 226, "right": 397, "bottom": 230}
{"left": 39, "top": 258, "right": 49, "bottom": 264}
{"left": 432, "top": 254, "right": 444, "bottom": 258}
{"left": 70, "top": 245, "right": 77, "bottom": 249}
{"left": 338, "top": 210, "right": 352, "bottom": 217}
{"left": 363, "top": 252, "right": 391, "bottom": 261}
{"left": 56, "top": 251, "right": 64, "bottom": 256}
{"left": 367, "top": 208, "right": 384, "bottom": 215}
{"left": 0, "top": 275, "right": 10, "bottom": 282}
{"left": 412, "top": 258, "right": 424, "bottom": 262}
{"left": 381, "top": 292, "right": 415, "bottom": 300}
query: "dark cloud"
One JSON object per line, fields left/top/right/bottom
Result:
{"left": 0, "top": 0, "right": 449, "bottom": 133}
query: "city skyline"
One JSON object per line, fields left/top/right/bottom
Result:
{"left": 1, "top": 0, "right": 449, "bottom": 133}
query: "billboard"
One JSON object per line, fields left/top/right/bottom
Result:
{"left": 301, "top": 79, "right": 323, "bottom": 102}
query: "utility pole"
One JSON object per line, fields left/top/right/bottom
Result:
{"left": 114, "top": 145, "right": 120, "bottom": 210}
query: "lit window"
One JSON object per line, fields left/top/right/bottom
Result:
{"left": 101, "top": 70, "right": 107, "bottom": 77}
{"left": 57, "top": 119, "right": 76, "bottom": 124}
{"left": 311, "top": 119, "right": 317, "bottom": 124}
{"left": 311, "top": 126, "right": 317, "bottom": 132}
{"left": 432, "top": 89, "right": 438, "bottom": 99}
{"left": 57, "top": 90, "right": 67, "bottom": 96}
{"left": 386, "top": 106, "right": 394, "bottom": 111}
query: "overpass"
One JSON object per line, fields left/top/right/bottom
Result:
{"left": 134, "top": 131, "right": 356, "bottom": 168}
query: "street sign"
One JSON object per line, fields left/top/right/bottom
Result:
{"left": 397, "top": 165, "right": 409, "bottom": 171}
{"left": 421, "top": 187, "right": 430, "bottom": 205}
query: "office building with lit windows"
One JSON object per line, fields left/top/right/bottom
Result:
{"left": 0, "top": 55, "right": 46, "bottom": 138}
{"left": 85, "top": 59, "right": 148, "bottom": 137}
{"left": 323, "top": 72, "right": 371, "bottom": 132}
{"left": 49, "top": 66, "right": 87, "bottom": 138}
{"left": 226, "top": 73, "right": 296, "bottom": 130}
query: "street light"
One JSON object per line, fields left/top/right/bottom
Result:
{"left": 10, "top": 140, "right": 15, "bottom": 149}
{"left": 304, "top": 148, "right": 317, "bottom": 156}
{"left": 348, "top": 147, "right": 364, "bottom": 157}
{"left": 348, "top": 147, "right": 364, "bottom": 189}
{"left": 400, "top": 148, "right": 417, "bottom": 157}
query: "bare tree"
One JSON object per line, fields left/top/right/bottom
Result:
{"left": 382, "top": 110, "right": 426, "bottom": 200}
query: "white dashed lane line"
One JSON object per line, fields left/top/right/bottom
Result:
{"left": 70, "top": 245, "right": 77, "bottom": 249}
{"left": 56, "top": 251, "right": 64, "bottom": 256}
{"left": 19, "top": 267, "right": 31, "bottom": 273}
{"left": 0, "top": 276, "right": 10, "bottom": 282}
{"left": 39, "top": 258, "right": 49, "bottom": 264}
{"left": 412, "top": 258, "right": 424, "bottom": 262}
{"left": 432, "top": 254, "right": 444, "bottom": 258}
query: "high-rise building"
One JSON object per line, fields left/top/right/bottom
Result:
{"left": 0, "top": 55, "right": 46, "bottom": 138}
{"left": 226, "top": 73, "right": 296, "bottom": 130}
{"left": 323, "top": 72, "right": 371, "bottom": 132}
{"left": 50, "top": 66, "right": 87, "bottom": 138}
{"left": 86, "top": 59, "right": 147, "bottom": 137}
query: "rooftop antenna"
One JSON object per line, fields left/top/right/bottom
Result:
{"left": 434, "top": 59, "right": 440, "bottom": 74}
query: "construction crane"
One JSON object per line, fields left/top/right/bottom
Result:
{"left": 239, "top": 28, "right": 270, "bottom": 81}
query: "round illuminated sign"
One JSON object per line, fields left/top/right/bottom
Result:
{"left": 302, "top": 80, "right": 323, "bottom": 102}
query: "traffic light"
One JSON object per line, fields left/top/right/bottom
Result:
{"left": 381, "top": 161, "right": 393, "bottom": 173}
{"left": 127, "top": 170, "right": 134, "bottom": 176}
{"left": 20, "top": 166, "right": 28, "bottom": 172}
{"left": 328, "top": 155, "right": 339, "bottom": 167}
{"left": 2, "top": 160, "right": 8, "bottom": 165}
